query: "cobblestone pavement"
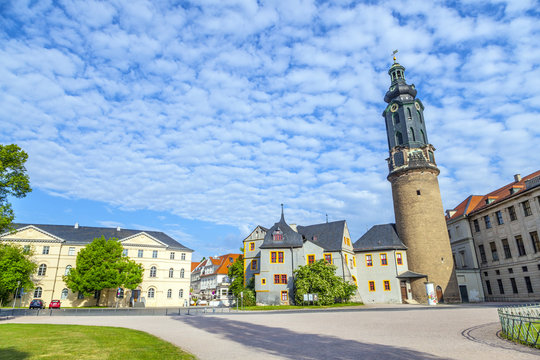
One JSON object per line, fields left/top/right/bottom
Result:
{"left": 3, "top": 304, "right": 539, "bottom": 359}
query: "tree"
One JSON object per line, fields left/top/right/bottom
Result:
{"left": 227, "top": 251, "right": 256, "bottom": 306}
{"left": 0, "top": 144, "right": 32, "bottom": 233}
{"left": 0, "top": 243, "right": 36, "bottom": 305}
{"left": 63, "top": 236, "right": 143, "bottom": 306}
{"left": 294, "top": 260, "right": 357, "bottom": 306}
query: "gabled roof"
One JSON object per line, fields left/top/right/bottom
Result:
{"left": 446, "top": 195, "right": 483, "bottom": 221}
{"left": 353, "top": 224, "right": 406, "bottom": 252}
{"left": 260, "top": 211, "right": 303, "bottom": 249}
{"left": 296, "top": 220, "right": 346, "bottom": 252}
{"left": 9, "top": 223, "right": 192, "bottom": 251}
{"left": 191, "top": 262, "right": 200, "bottom": 271}
{"left": 199, "top": 253, "right": 241, "bottom": 277}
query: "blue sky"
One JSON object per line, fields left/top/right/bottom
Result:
{"left": 1, "top": 0, "right": 539, "bottom": 261}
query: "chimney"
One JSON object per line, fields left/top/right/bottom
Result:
{"left": 74, "top": 222, "right": 79, "bottom": 229}
{"left": 514, "top": 174, "right": 522, "bottom": 182}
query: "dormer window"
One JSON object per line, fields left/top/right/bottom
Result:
{"left": 273, "top": 228, "right": 283, "bottom": 241}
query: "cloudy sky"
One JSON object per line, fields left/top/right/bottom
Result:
{"left": 2, "top": 0, "right": 539, "bottom": 260}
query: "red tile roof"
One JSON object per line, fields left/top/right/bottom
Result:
{"left": 191, "top": 262, "right": 200, "bottom": 271}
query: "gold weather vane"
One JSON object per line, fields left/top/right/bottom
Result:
{"left": 392, "top": 49, "right": 398, "bottom": 63}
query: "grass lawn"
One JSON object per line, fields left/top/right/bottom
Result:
{"left": 501, "top": 321, "right": 540, "bottom": 348}
{"left": 240, "top": 302, "right": 363, "bottom": 311}
{"left": 0, "top": 324, "right": 196, "bottom": 360}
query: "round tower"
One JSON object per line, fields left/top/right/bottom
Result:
{"left": 383, "top": 59, "right": 460, "bottom": 303}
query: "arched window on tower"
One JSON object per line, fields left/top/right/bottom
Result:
{"left": 421, "top": 129, "right": 427, "bottom": 143}
{"left": 410, "top": 127, "right": 416, "bottom": 142}
{"left": 417, "top": 110, "right": 422, "bottom": 123}
{"left": 407, "top": 108, "right": 412, "bottom": 121}
{"left": 396, "top": 131, "right": 403, "bottom": 145}
{"left": 393, "top": 113, "right": 400, "bottom": 124}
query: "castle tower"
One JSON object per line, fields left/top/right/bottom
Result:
{"left": 383, "top": 59, "right": 460, "bottom": 303}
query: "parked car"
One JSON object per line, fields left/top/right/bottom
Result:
{"left": 29, "top": 299, "right": 45, "bottom": 309}
{"left": 49, "top": 300, "right": 61, "bottom": 309}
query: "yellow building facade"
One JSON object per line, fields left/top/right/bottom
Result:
{"left": 1, "top": 224, "right": 193, "bottom": 308}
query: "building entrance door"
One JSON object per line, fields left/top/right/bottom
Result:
{"left": 400, "top": 281, "right": 408, "bottom": 303}
{"left": 459, "top": 285, "right": 469, "bottom": 303}
{"left": 131, "top": 290, "right": 141, "bottom": 306}
{"left": 436, "top": 285, "right": 444, "bottom": 303}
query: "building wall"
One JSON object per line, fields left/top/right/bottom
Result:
{"left": 470, "top": 188, "right": 540, "bottom": 301}
{"left": 2, "top": 227, "right": 192, "bottom": 308}
{"left": 243, "top": 226, "right": 266, "bottom": 287}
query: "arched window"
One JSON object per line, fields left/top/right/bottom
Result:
{"left": 61, "top": 288, "right": 69, "bottom": 299}
{"left": 169, "top": 268, "right": 174, "bottom": 278}
{"left": 180, "top": 268, "right": 185, "bottom": 278}
{"left": 38, "top": 264, "right": 47, "bottom": 276}
{"left": 34, "top": 287, "right": 42, "bottom": 298}
{"left": 417, "top": 110, "right": 422, "bottom": 123}
{"left": 407, "top": 108, "right": 412, "bottom": 120}
{"left": 273, "top": 228, "right": 283, "bottom": 241}
{"left": 410, "top": 127, "right": 416, "bottom": 142}
{"left": 396, "top": 131, "right": 403, "bottom": 145}
{"left": 148, "top": 288, "right": 155, "bottom": 298}
{"left": 65, "top": 265, "right": 72, "bottom": 276}
{"left": 393, "top": 112, "right": 400, "bottom": 124}
{"left": 179, "top": 289, "right": 184, "bottom": 298}
{"left": 421, "top": 129, "right": 427, "bottom": 143}
{"left": 150, "top": 266, "right": 157, "bottom": 278}
{"left": 167, "top": 289, "right": 172, "bottom": 298}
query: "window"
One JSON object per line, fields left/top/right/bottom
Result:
{"left": 180, "top": 268, "right": 185, "bottom": 278}
{"left": 522, "top": 266, "right": 528, "bottom": 272}
{"left": 508, "top": 268, "right": 513, "bottom": 274}
{"left": 78, "top": 292, "right": 85, "bottom": 299}
{"left": 170, "top": 252, "right": 175, "bottom": 260}
{"left": 122, "top": 249, "right": 128, "bottom": 257}
{"left": 495, "top": 211, "right": 504, "bottom": 225}
{"left": 530, "top": 231, "right": 540, "bottom": 253}
{"left": 138, "top": 249, "right": 143, "bottom": 258}
{"left": 525, "top": 276, "right": 533, "bottom": 293}
{"left": 497, "top": 279, "right": 504, "bottom": 294}
{"left": 38, "top": 264, "right": 47, "bottom": 276}
{"left": 23, "top": 245, "right": 30, "bottom": 254}
{"left": 273, "top": 274, "right": 288, "bottom": 284}
{"left": 383, "top": 280, "right": 391, "bottom": 291}
{"left": 484, "top": 271, "right": 488, "bottom": 277}
{"left": 148, "top": 288, "right": 155, "bottom": 298}
{"left": 490, "top": 242, "right": 499, "bottom": 261}
{"left": 68, "top": 247, "right": 76, "bottom": 255}
{"left": 502, "top": 239, "right": 512, "bottom": 259}
{"left": 368, "top": 281, "right": 375, "bottom": 292}
{"left": 521, "top": 200, "right": 532, "bottom": 217}
{"left": 515, "top": 236, "right": 526, "bottom": 256}
{"left": 495, "top": 270, "right": 500, "bottom": 275}
{"left": 307, "top": 254, "right": 315, "bottom": 265}
{"left": 508, "top": 206, "right": 517, "bottom": 221}
{"left": 65, "top": 265, "right": 72, "bottom": 276}
{"left": 396, "top": 131, "right": 403, "bottom": 145}
{"left": 61, "top": 288, "right": 68, "bottom": 299}
{"left": 281, "top": 291, "right": 288, "bottom": 302}
{"left": 281, "top": 274, "right": 287, "bottom": 284}
{"left": 251, "top": 259, "right": 258, "bottom": 270}
{"left": 249, "top": 242, "right": 255, "bottom": 251}
{"left": 416, "top": 190, "right": 421, "bottom": 196}
{"left": 42, "top": 246, "right": 50, "bottom": 255}
{"left": 484, "top": 215, "right": 491, "bottom": 229}
{"left": 410, "top": 127, "right": 416, "bottom": 141}
{"left": 478, "top": 245, "right": 487, "bottom": 263}
{"left": 34, "top": 287, "right": 42, "bottom": 298}
{"left": 473, "top": 219, "right": 480, "bottom": 232}
{"left": 167, "top": 289, "right": 172, "bottom": 298}
{"left": 396, "top": 253, "right": 403, "bottom": 265}
{"left": 179, "top": 289, "right": 184, "bottom": 298}
{"left": 485, "top": 280, "right": 492, "bottom": 295}
{"left": 273, "top": 228, "right": 283, "bottom": 241}
{"left": 324, "top": 253, "right": 332, "bottom": 263}
{"left": 353, "top": 256, "right": 356, "bottom": 267}
{"left": 366, "top": 254, "right": 373, "bottom": 267}
{"left": 181, "top": 253, "right": 186, "bottom": 261}
{"left": 380, "top": 253, "right": 388, "bottom": 266}
{"left": 169, "top": 268, "right": 174, "bottom": 278}
{"left": 152, "top": 250, "right": 158, "bottom": 259}
{"left": 261, "top": 278, "right": 266, "bottom": 285}
{"left": 150, "top": 266, "right": 157, "bottom": 277}
{"left": 270, "top": 251, "right": 284, "bottom": 263}
{"left": 510, "top": 278, "right": 518, "bottom": 294}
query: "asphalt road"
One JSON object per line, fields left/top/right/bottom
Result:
{"left": 3, "top": 304, "right": 539, "bottom": 359}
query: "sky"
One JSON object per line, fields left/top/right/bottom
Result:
{"left": 1, "top": 0, "right": 539, "bottom": 261}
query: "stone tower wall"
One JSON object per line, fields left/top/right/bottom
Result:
{"left": 390, "top": 168, "right": 461, "bottom": 303}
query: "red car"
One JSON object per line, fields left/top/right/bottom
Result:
{"left": 49, "top": 300, "right": 61, "bottom": 309}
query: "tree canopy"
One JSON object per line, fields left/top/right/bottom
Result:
{"left": 63, "top": 236, "right": 143, "bottom": 305}
{"left": 0, "top": 243, "right": 36, "bottom": 305}
{"left": 227, "top": 251, "right": 256, "bottom": 306}
{"left": 0, "top": 144, "right": 32, "bottom": 233}
{"left": 294, "top": 260, "right": 357, "bottom": 305}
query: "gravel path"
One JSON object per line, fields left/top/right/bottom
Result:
{"left": 4, "top": 304, "right": 539, "bottom": 359}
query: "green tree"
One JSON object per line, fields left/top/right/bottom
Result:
{"left": 294, "top": 260, "right": 357, "bottom": 305}
{"left": 227, "top": 251, "right": 256, "bottom": 306}
{"left": 0, "top": 144, "right": 32, "bottom": 233}
{"left": 0, "top": 243, "right": 36, "bottom": 305}
{"left": 63, "top": 236, "right": 143, "bottom": 306}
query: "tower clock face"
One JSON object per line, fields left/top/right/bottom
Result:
{"left": 390, "top": 103, "right": 398, "bottom": 112}
{"left": 415, "top": 102, "right": 421, "bottom": 111}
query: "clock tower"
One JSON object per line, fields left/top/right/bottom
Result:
{"left": 383, "top": 59, "right": 460, "bottom": 303}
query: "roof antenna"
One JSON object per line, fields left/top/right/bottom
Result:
{"left": 280, "top": 203, "right": 284, "bottom": 221}
{"left": 326, "top": 213, "right": 328, "bottom": 223}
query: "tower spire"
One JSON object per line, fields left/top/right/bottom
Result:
{"left": 280, "top": 203, "right": 284, "bottom": 221}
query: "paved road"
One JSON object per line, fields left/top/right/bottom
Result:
{"left": 3, "top": 304, "right": 539, "bottom": 359}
